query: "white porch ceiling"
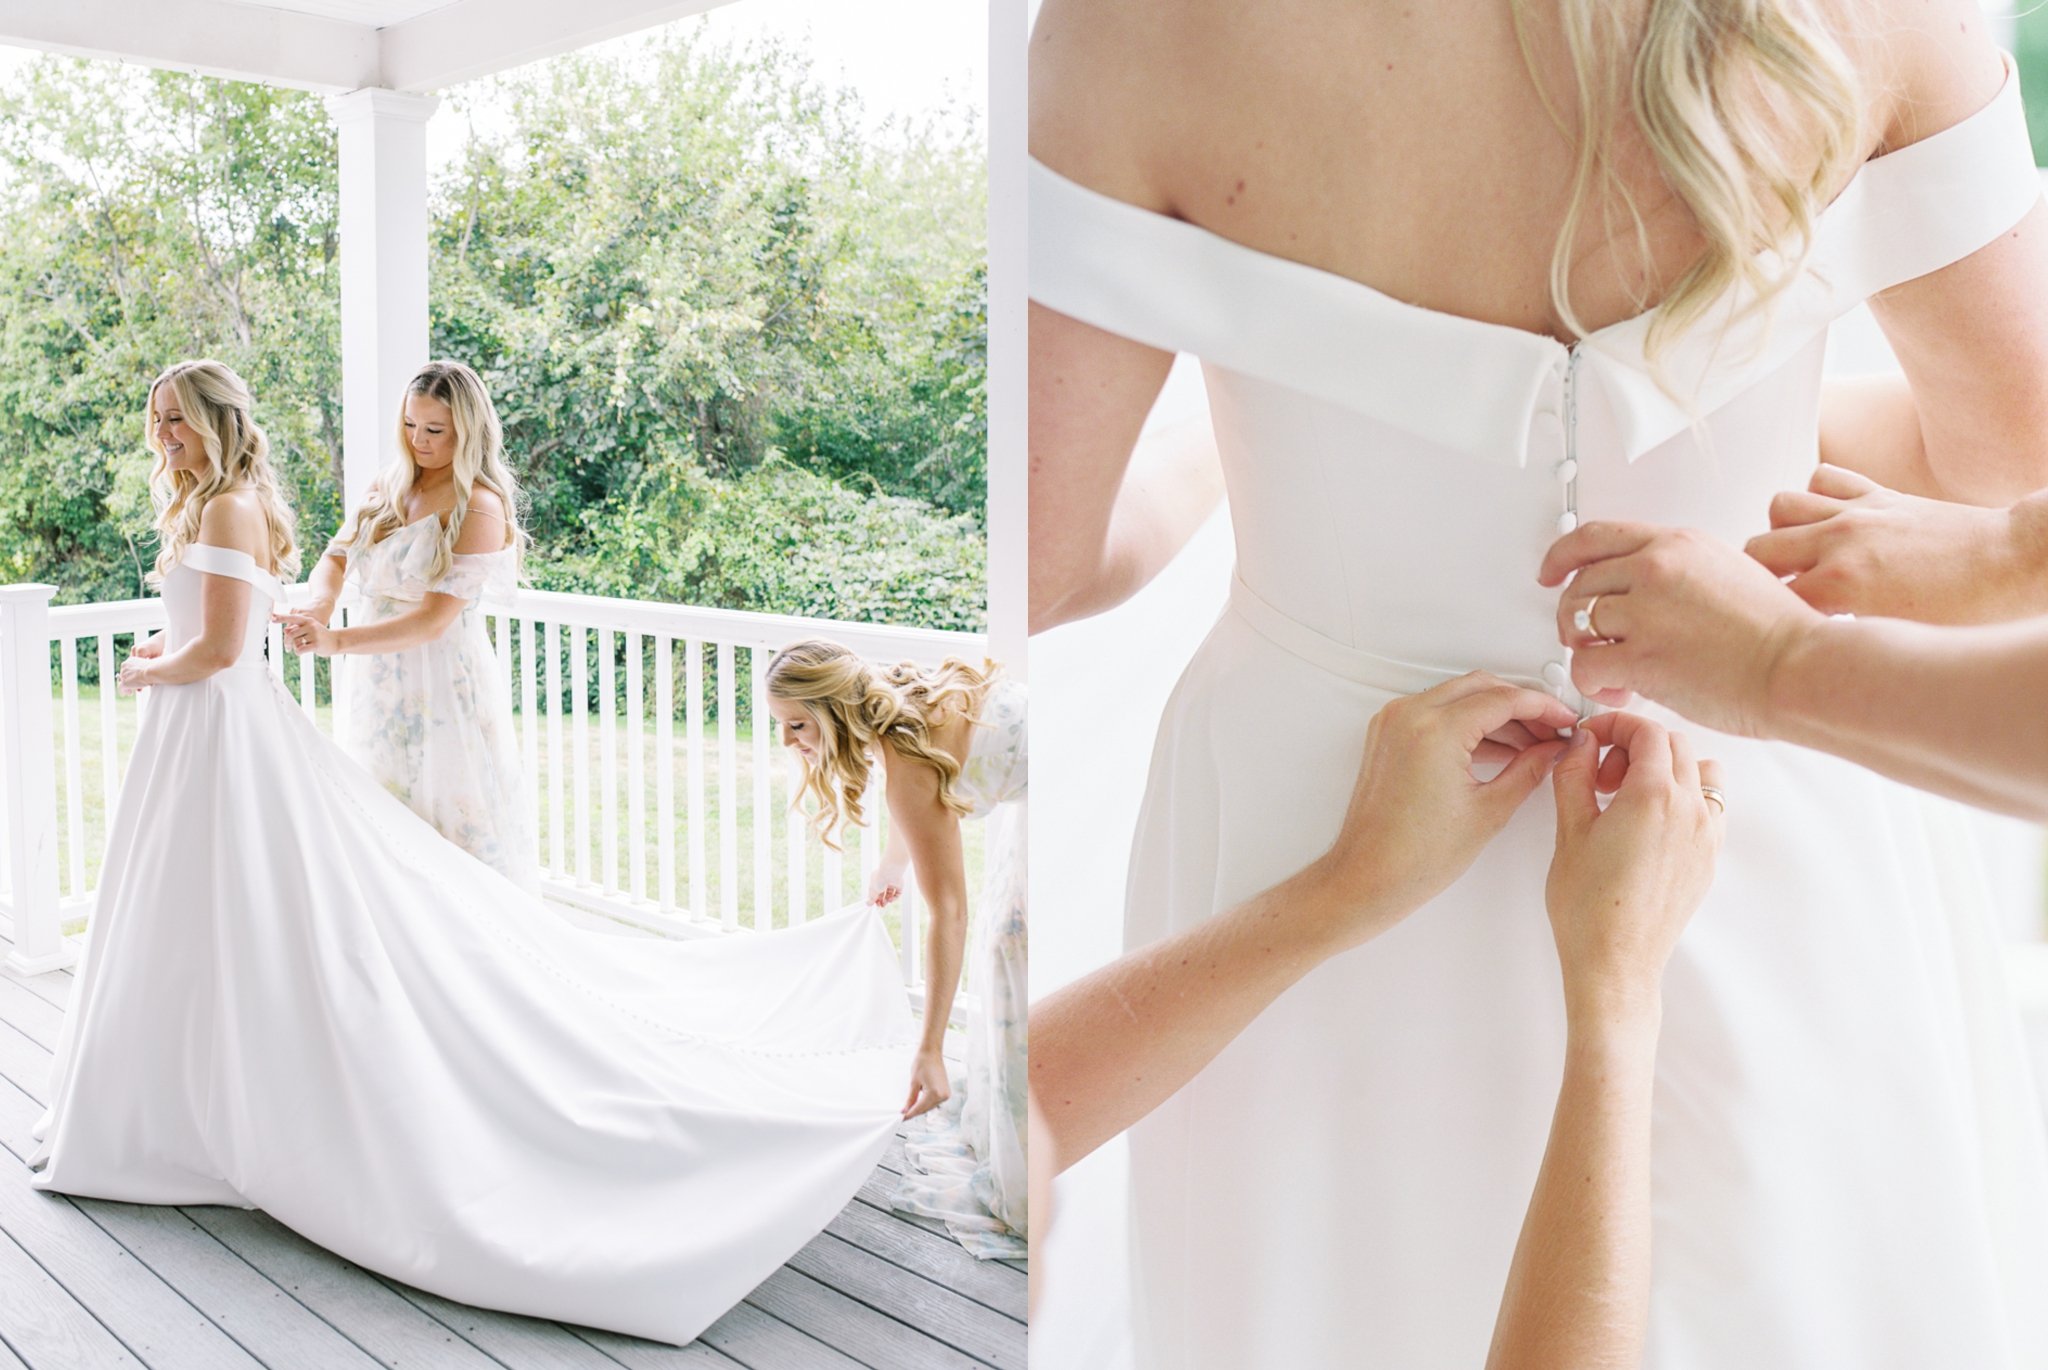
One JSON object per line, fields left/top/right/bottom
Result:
{"left": 226, "top": 0, "right": 458, "bottom": 23}
{"left": 0, "top": 0, "right": 730, "bottom": 94}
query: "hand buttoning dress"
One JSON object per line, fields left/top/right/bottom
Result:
{"left": 338, "top": 517, "right": 537, "bottom": 891}
{"left": 1032, "top": 54, "right": 2048, "bottom": 1370}
{"left": 29, "top": 543, "right": 917, "bottom": 1347}
{"left": 895, "top": 676, "right": 1029, "bottom": 1258}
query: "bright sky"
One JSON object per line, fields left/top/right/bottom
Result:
{"left": 428, "top": 0, "right": 985, "bottom": 171}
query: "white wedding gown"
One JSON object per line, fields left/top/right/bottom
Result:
{"left": 1033, "top": 55, "right": 2048, "bottom": 1370}
{"left": 29, "top": 544, "right": 915, "bottom": 1346}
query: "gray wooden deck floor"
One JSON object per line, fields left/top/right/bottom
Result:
{"left": 0, "top": 916, "right": 1026, "bottom": 1370}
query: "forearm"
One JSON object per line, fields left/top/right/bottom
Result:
{"left": 1770, "top": 616, "right": 2048, "bottom": 820}
{"left": 1486, "top": 1007, "right": 1661, "bottom": 1370}
{"left": 140, "top": 640, "right": 235, "bottom": 685}
{"left": 304, "top": 552, "right": 347, "bottom": 615}
{"left": 326, "top": 604, "right": 459, "bottom": 654}
{"left": 918, "top": 902, "right": 969, "bottom": 1056}
{"left": 1029, "top": 859, "right": 1357, "bottom": 1171}
{"left": 1822, "top": 374, "right": 2048, "bottom": 506}
{"left": 1032, "top": 418, "right": 1224, "bottom": 631}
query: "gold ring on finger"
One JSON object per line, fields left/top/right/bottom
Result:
{"left": 1701, "top": 784, "right": 1726, "bottom": 813}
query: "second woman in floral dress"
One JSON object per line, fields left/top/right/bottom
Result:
{"left": 277, "top": 359, "right": 537, "bottom": 890}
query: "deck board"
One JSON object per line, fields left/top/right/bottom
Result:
{"left": 0, "top": 918, "right": 1025, "bottom": 1368}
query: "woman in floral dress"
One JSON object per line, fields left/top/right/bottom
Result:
{"left": 764, "top": 641, "right": 1028, "bottom": 1259}
{"left": 277, "top": 359, "right": 537, "bottom": 891}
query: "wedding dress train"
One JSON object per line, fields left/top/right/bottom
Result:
{"left": 30, "top": 544, "right": 915, "bottom": 1346}
{"left": 1032, "top": 53, "right": 2048, "bottom": 1370}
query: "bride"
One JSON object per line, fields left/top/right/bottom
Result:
{"left": 31, "top": 359, "right": 917, "bottom": 1347}
{"left": 1032, "top": 0, "right": 2048, "bottom": 1366}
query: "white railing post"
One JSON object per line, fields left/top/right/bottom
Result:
{"left": 0, "top": 585, "right": 71, "bottom": 973}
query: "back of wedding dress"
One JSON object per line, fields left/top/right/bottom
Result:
{"left": 1032, "top": 11, "right": 2048, "bottom": 1370}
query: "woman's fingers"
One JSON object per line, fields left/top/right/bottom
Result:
{"left": 1484, "top": 720, "right": 1548, "bottom": 752}
{"left": 1669, "top": 727, "right": 1699, "bottom": 791}
{"left": 1614, "top": 717, "right": 1674, "bottom": 797}
{"left": 1445, "top": 682, "right": 1579, "bottom": 747}
{"left": 1744, "top": 524, "right": 1820, "bottom": 578}
{"left": 1537, "top": 520, "right": 1661, "bottom": 587}
{"left": 1699, "top": 757, "right": 1728, "bottom": 835}
{"left": 1553, "top": 558, "right": 1636, "bottom": 645}
{"left": 1472, "top": 739, "right": 1526, "bottom": 767}
{"left": 1807, "top": 463, "right": 1878, "bottom": 500}
{"left": 1767, "top": 488, "right": 1845, "bottom": 530}
{"left": 1483, "top": 737, "right": 1568, "bottom": 810}
{"left": 1550, "top": 729, "right": 1601, "bottom": 836}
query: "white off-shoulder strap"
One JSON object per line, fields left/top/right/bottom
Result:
{"left": 1032, "top": 54, "right": 2042, "bottom": 468}
{"left": 1590, "top": 53, "right": 2041, "bottom": 462}
{"left": 179, "top": 543, "right": 287, "bottom": 603}
{"left": 1821, "top": 52, "right": 2039, "bottom": 300}
{"left": 1029, "top": 157, "right": 1566, "bottom": 469}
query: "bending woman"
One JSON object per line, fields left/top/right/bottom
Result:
{"left": 765, "top": 642, "right": 1028, "bottom": 1258}
{"left": 277, "top": 359, "right": 535, "bottom": 890}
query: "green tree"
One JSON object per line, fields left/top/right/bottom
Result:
{"left": 0, "top": 30, "right": 986, "bottom": 632}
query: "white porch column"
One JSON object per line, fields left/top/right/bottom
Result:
{"left": 326, "top": 88, "right": 441, "bottom": 515}
{"left": 984, "top": 0, "right": 1027, "bottom": 677}
{"left": 0, "top": 584, "right": 68, "bottom": 974}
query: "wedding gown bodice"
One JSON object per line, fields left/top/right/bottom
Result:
{"left": 1033, "top": 61, "right": 2037, "bottom": 698}
{"left": 162, "top": 545, "right": 286, "bottom": 670}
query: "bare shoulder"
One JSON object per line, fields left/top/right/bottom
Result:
{"left": 196, "top": 488, "right": 269, "bottom": 560}
{"left": 1858, "top": 0, "right": 2009, "bottom": 154}
{"left": 453, "top": 487, "right": 510, "bottom": 554}
{"left": 1030, "top": 0, "right": 1203, "bottom": 211}
{"left": 1031, "top": 0, "right": 1444, "bottom": 217}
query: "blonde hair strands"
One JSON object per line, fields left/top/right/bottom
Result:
{"left": 1515, "top": 0, "right": 1866, "bottom": 376}
{"left": 339, "top": 360, "right": 529, "bottom": 582}
{"left": 145, "top": 360, "right": 301, "bottom": 585}
{"left": 764, "top": 640, "right": 994, "bottom": 848}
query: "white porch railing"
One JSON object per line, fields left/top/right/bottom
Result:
{"left": 0, "top": 582, "right": 988, "bottom": 1018}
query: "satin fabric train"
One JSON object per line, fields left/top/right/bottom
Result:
{"left": 30, "top": 543, "right": 915, "bottom": 1347}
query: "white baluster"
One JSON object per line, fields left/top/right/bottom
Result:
{"left": 717, "top": 641, "right": 737, "bottom": 931}
{"left": 58, "top": 639, "right": 83, "bottom": 897}
{"left": 626, "top": 631, "right": 645, "bottom": 902}
{"left": 598, "top": 628, "right": 617, "bottom": 893}
{"left": 95, "top": 635, "right": 118, "bottom": 819}
{"left": 0, "top": 585, "right": 69, "bottom": 972}
{"left": 750, "top": 649, "right": 771, "bottom": 931}
{"left": 655, "top": 634, "right": 675, "bottom": 914}
{"left": 520, "top": 617, "right": 538, "bottom": 858}
{"left": 572, "top": 624, "right": 590, "bottom": 884}
{"left": 687, "top": 639, "right": 706, "bottom": 922}
{"left": 545, "top": 620, "right": 564, "bottom": 874}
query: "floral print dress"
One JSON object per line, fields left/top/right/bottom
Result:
{"left": 895, "top": 676, "right": 1028, "bottom": 1259}
{"left": 339, "top": 518, "right": 538, "bottom": 892}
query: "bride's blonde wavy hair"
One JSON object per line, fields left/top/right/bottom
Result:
{"left": 765, "top": 640, "right": 994, "bottom": 848}
{"left": 338, "top": 360, "right": 528, "bottom": 581}
{"left": 1515, "top": 0, "right": 1867, "bottom": 371}
{"left": 144, "top": 360, "right": 300, "bottom": 585}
